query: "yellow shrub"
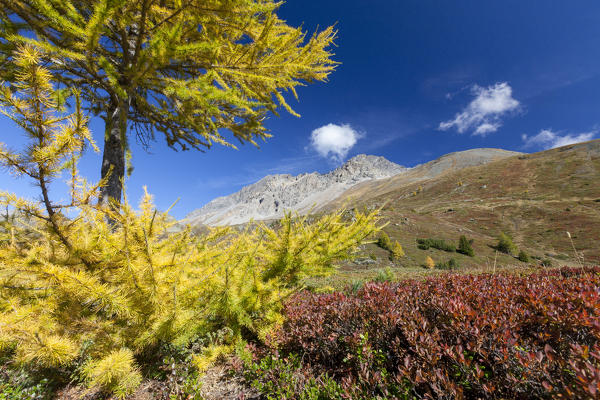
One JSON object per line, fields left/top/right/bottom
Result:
{"left": 425, "top": 256, "right": 435, "bottom": 269}
{"left": 391, "top": 241, "right": 405, "bottom": 259}
{"left": 192, "top": 344, "right": 233, "bottom": 373}
{"left": 15, "top": 334, "right": 79, "bottom": 368}
{"left": 83, "top": 349, "right": 142, "bottom": 399}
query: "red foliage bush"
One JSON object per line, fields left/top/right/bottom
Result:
{"left": 259, "top": 267, "right": 600, "bottom": 399}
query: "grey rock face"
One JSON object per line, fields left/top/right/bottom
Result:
{"left": 183, "top": 155, "right": 407, "bottom": 226}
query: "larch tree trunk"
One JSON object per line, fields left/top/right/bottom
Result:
{"left": 99, "top": 101, "right": 127, "bottom": 206}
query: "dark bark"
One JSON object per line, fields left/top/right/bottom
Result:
{"left": 99, "top": 102, "right": 127, "bottom": 206}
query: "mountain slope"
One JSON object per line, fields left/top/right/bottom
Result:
{"left": 324, "top": 148, "right": 522, "bottom": 211}
{"left": 330, "top": 139, "right": 600, "bottom": 276}
{"left": 184, "top": 149, "right": 520, "bottom": 226}
{"left": 181, "top": 141, "right": 600, "bottom": 287}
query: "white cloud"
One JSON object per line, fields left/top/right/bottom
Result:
{"left": 474, "top": 122, "right": 501, "bottom": 135}
{"left": 310, "top": 123, "right": 362, "bottom": 161}
{"left": 439, "top": 82, "right": 520, "bottom": 136}
{"left": 522, "top": 129, "right": 597, "bottom": 150}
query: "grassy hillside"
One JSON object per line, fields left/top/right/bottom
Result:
{"left": 314, "top": 140, "right": 600, "bottom": 287}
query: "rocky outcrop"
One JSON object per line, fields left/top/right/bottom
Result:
{"left": 183, "top": 155, "right": 407, "bottom": 226}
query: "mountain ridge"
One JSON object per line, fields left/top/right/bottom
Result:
{"left": 183, "top": 154, "right": 407, "bottom": 226}
{"left": 183, "top": 148, "right": 520, "bottom": 226}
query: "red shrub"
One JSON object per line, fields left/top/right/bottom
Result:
{"left": 260, "top": 267, "right": 600, "bottom": 399}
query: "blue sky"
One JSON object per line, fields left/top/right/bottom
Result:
{"left": 2, "top": 1, "right": 600, "bottom": 218}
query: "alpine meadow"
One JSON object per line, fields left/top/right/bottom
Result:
{"left": 1, "top": 1, "right": 600, "bottom": 399}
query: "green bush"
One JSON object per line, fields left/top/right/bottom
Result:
{"left": 457, "top": 235, "right": 474, "bottom": 257}
{"left": 518, "top": 250, "right": 530, "bottom": 263}
{"left": 541, "top": 258, "right": 554, "bottom": 267}
{"left": 0, "top": 367, "right": 52, "bottom": 400}
{"left": 348, "top": 280, "right": 365, "bottom": 295}
{"left": 0, "top": 383, "right": 29, "bottom": 400}
{"left": 241, "top": 353, "right": 344, "bottom": 400}
{"left": 374, "top": 267, "right": 395, "bottom": 283}
{"left": 377, "top": 232, "right": 393, "bottom": 251}
{"left": 435, "top": 258, "right": 460, "bottom": 270}
{"left": 496, "top": 233, "right": 517, "bottom": 255}
{"left": 417, "top": 238, "right": 456, "bottom": 252}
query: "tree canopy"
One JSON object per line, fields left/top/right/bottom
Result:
{"left": 0, "top": 0, "right": 338, "bottom": 204}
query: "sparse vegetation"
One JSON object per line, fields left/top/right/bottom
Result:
{"left": 541, "top": 258, "right": 554, "bottom": 267}
{"left": 334, "top": 137, "right": 600, "bottom": 268}
{"left": 457, "top": 235, "right": 475, "bottom": 256}
{"left": 417, "top": 238, "right": 456, "bottom": 252}
{"left": 374, "top": 267, "right": 395, "bottom": 283}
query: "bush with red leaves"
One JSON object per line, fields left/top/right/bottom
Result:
{"left": 246, "top": 267, "right": 600, "bottom": 399}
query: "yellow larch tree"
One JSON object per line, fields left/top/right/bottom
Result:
{"left": 0, "top": 46, "right": 378, "bottom": 397}
{"left": 0, "top": 0, "right": 338, "bottom": 206}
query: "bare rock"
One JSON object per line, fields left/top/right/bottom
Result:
{"left": 184, "top": 155, "right": 407, "bottom": 226}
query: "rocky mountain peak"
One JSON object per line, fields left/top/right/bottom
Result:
{"left": 183, "top": 154, "right": 407, "bottom": 226}
{"left": 182, "top": 147, "right": 526, "bottom": 227}
{"left": 328, "top": 155, "right": 407, "bottom": 182}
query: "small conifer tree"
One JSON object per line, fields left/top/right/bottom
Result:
{"left": 435, "top": 258, "right": 459, "bottom": 270}
{"left": 391, "top": 241, "right": 405, "bottom": 260}
{"left": 518, "top": 250, "right": 530, "bottom": 263}
{"left": 497, "top": 232, "right": 517, "bottom": 255}
{"left": 425, "top": 256, "right": 435, "bottom": 269}
{"left": 377, "top": 232, "right": 393, "bottom": 251}
{"left": 457, "top": 235, "right": 475, "bottom": 257}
